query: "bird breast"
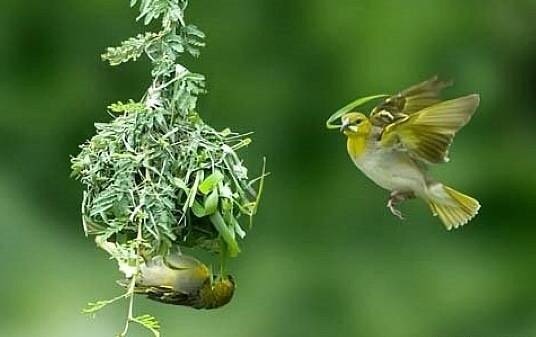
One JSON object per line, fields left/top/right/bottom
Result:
{"left": 351, "top": 143, "right": 427, "bottom": 194}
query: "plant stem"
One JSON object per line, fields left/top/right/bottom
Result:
{"left": 119, "top": 277, "right": 137, "bottom": 337}
{"left": 119, "top": 220, "right": 144, "bottom": 337}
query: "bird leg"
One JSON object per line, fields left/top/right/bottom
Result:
{"left": 387, "top": 191, "right": 415, "bottom": 220}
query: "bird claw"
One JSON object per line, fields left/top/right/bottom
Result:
{"left": 387, "top": 201, "right": 404, "bottom": 220}
{"left": 387, "top": 201, "right": 405, "bottom": 220}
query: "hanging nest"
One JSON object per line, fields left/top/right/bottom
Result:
{"left": 72, "top": 92, "right": 265, "bottom": 258}
{"left": 73, "top": 2, "right": 266, "bottom": 334}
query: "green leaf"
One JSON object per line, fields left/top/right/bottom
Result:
{"left": 220, "top": 195, "right": 233, "bottom": 212}
{"left": 172, "top": 177, "right": 189, "bottom": 191}
{"left": 191, "top": 200, "right": 206, "bottom": 218}
{"left": 198, "top": 170, "right": 224, "bottom": 194}
{"left": 101, "top": 33, "right": 157, "bottom": 66}
{"left": 82, "top": 293, "right": 126, "bottom": 315}
{"left": 209, "top": 211, "right": 240, "bottom": 257}
{"left": 108, "top": 100, "right": 146, "bottom": 114}
{"left": 185, "top": 25, "right": 206, "bottom": 38}
{"left": 203, "top": 189, "right": 219, "bottom": 215}
{"left": 229, "top": 213, "right": 246, "bottom": 239}
{"left": 132, "top": 314, "right": 161, "bottom": 337}
{"left": 83, "top": 301, "right": 110, "bottom": 314}
{"left": 326, "top": 94, "right": 389, "bottom": 129}
{"left": 184, "top": 170, "right": 204, "bottom": 212}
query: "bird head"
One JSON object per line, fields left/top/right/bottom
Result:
{"left": 198, "top": 274, "right": 236, "bottom": 309}
{"left": 211, "top": 275, "right": 236, "bottom": 305}
{"left": 340, "top": 112, "right": 370, "bottom": 136}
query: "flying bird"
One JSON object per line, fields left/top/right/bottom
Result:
{"left": 339, "top": 76, "right": 480, "bottom": 230}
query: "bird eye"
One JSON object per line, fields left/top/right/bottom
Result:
{"left": 354, "top": 119, "right": 362, "bottom": 125}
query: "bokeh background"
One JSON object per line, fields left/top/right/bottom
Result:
{"left": 1, "top": 0, "right": 535, "bottom": 336}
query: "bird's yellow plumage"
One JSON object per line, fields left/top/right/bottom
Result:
{"left": 343, "top": 113, "right": 371, "bottom": 159}
{"left": 338, "top": 76, "right": 481, "bottom": 230}
{"left": 119, "top": 252, "right": 235, "bottom": 309}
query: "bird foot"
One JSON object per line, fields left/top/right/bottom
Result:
{"left": 387, "top": 191, "right": 413, "bottom": 220}
{"left": 387, "top": 199, "right": 405, "bottom": 220}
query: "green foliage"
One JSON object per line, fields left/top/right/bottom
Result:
{"left": 102, "top": 33, "right": 159, "bottom": 66}
{"left": 73, "top": 102, "right": 262, "bottom": 256}
{"left": 131, "top": 0, "right": 188, "bottom": 26}
{"left": 132, "top": 315, "right": 161, "bottom": 337}
{"left": 71, "top": 0, "right": 266, "bottom": 336}
{"left": 102, "top": 0, "right": 206, "bottom": 77}
{"left": 83, "top": 298, "right": 123, "bottom": 315}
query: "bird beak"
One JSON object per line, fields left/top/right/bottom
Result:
{"left": 340, "top": 121, "right": 349, "bottom": 132}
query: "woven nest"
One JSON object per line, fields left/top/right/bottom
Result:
{"left": 72, "top": 101, "right": 265, "bottom": 258}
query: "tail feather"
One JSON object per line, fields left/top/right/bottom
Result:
{"left": 426, "top": 183, "right": 480, "bottom": 230}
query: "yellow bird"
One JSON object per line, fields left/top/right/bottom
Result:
{"left": 122, "top": 252, "right": 235, "bottom": 309}
{"left": 339, "top": 76, "right": 481, "bottom": 230}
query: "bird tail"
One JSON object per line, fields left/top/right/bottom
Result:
{"left": 425, "top": 183, "right": 480, "bottom": 230}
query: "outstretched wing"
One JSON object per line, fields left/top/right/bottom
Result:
{"left": 380, "top": 95, "right": 480, "bottom": 164}
{"left": 370, "top": 76, "right": 453, "bottom": 127}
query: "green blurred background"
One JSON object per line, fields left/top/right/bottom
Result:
{"left": 1, "top": 0, "right": 535, "bottom": 336}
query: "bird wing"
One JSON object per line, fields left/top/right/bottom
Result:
{"left": 164, "top": 253, "right": 203, "bottom": 270}
{"left": 144, "top": 286, "right": 201, "bottom": 307}
{"left": 369, "top": 76, "right": 453, "bottom": 127}
{"left": 379, "top": 95, "right": 480, "bottom": 164}
{"left": 163, "top": 253, "right": 210, "bottom": 294}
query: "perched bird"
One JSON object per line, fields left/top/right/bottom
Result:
{"left": 121, "top": 252, "right": 235, "bottom": 309}
{"left": 339, "top": 76, "right": 480, "bottom": 230}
